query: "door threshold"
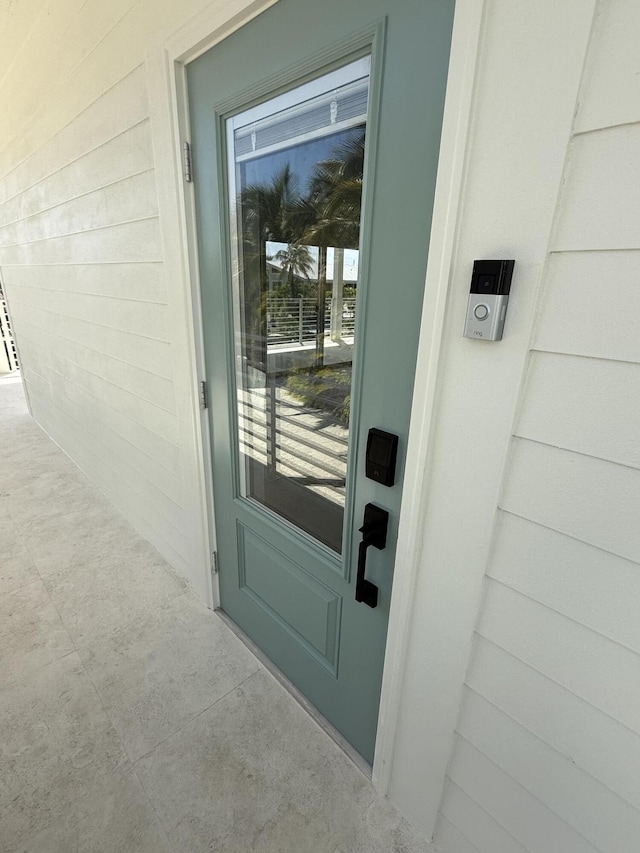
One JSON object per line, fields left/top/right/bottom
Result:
{"left": 215, "top": 608, "right": 373, "bottom": 781}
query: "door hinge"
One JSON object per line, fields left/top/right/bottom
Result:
{"left": 183, "top": 141, "right": 193, "bottom": 183}
{"left": 199, "top": 380, "right": 208, "bottom": 410}
{"left": 212, "top": 551, "right": 219, "bottom": 574}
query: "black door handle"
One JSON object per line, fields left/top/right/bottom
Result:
{"left": 356, "top": 503, "right": 389, "bottom": 608}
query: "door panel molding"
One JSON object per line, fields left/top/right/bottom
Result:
{"left": 238, "top": 523, "right": 342, "bottom": 673}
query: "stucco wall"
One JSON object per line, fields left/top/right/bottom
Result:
{"left": 434, "top": 1, "right": 640, "bottom": 850}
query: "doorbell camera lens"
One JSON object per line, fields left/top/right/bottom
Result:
{"left": 469, "top": 260, "right": 514, "bottom": 296}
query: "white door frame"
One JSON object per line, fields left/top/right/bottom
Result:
{"left": 145, "top": 0, "right": 484, "bottom": 830}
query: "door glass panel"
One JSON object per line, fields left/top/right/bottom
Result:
{"left": 226, "top": 57, "right": 370, "bottom": 553}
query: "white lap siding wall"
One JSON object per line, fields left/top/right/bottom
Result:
{"left": 434, "top": 1, "right": 640, "bottom": 851}
{"left": 0, "top": 0, "right": 261, "bottom": 598}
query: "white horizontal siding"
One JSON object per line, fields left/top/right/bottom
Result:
{"left": 516, "top": 352, "right": 640, "bottom": 469}
{"left": 438, "top": 781, "right": 528, "bottom": 853}
{"left": 17, "top": 337, "right": 181, "bottom": 476}
{"left": 8, "top": 302, "right": 173, "bottom": 380}
{"left": 15, "top": 333, "right": 180, "bottom": 445}
{"left": 502, "top": 438, "right": 640, "bottom": 563}
{"left": 457, "top": 688, "right": 640, "bottom": 853}
{"left": 533, "top": 251, "right": 640, "bottom": 364}
{"left": 489, "top": 512, "right": 640, "bottom": 658}
{"left": 4, "top": 263, "right": 167, "bottom": 303}
{"left": 0, "top": 169, "right": 158, "bottom": 248}
{"left": 0, "top": 0, "right": 88, "bottom": 147}
{"left": 22, "top": 359, "right": 182, "bottom": 501}
{"left": 12, "top": 317, "right": 175, "bottom": 412}
{"left": 0, "top": 0, "right": 150, "bottom": 181}
{"left": 552, "top": 124, "right": 640, "bottom": 251}
{"left": 468, "top": 634, "right": 640, "bottom": 812}
{"left": 0, "top": 120, "right": 154, "bottom": 229}
{"left": 438, "top": 4, "right": 640, "bottom": 851}
{"left": 573, "top": 0, "right": 640, "bottom": 133}
{"left": 435, "top": 815, "right": 481, "bottom": 853}
{"left": 0, "top": 217, "right": 162, "bottom": 265}
{"left": 447, "top": 738, "right": 601, "bottom": 853}
{"left": 0, "top": 0, "right": 49, "bottom": 77}
{"left": 479, "top": 580, "right": 640, "bottom": 738}
{"left": 9, "top": 279, "right": 171, "bottom": 341}
{"left": 0, "top": 0, "right": 137, "bottom": 152}
{"left": 0, "top": 64, "right": 149, "bottom": 206}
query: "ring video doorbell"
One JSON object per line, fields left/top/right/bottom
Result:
{"left": 464, "top": 259, "right": 514, "bottom": 341}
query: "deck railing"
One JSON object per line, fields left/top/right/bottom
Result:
{"left": 266, "top": 296, "right": 356, "bottom": 346}
{"left": 0, "top": 291, "right": 19, "bottom": 374}
{"left": 238, "top": 383, "right": 349, "bottom": 506}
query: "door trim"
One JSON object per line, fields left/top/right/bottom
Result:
{"left": 145, "top": 0, "right": 484, "bottom": 833}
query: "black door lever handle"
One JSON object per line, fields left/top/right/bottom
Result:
{"left": 356, "top": 503, "right": 389, "bottom": 608}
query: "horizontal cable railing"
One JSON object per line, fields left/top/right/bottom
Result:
{"left": 0, "top": 291, "right": 19, "bottom": 373}
{"left": 238, "top": 383, "right": 349, "bottom": 504}
{"left": 266, "top": 296, "right": 356, "bottom": 346}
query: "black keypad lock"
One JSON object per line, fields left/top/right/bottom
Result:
{"left": 365, "top": 428, "right": 398, "bottom": 487}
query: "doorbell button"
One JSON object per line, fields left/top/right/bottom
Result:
{"left": 473, "top": 303, "right": 489, "bottom": 321}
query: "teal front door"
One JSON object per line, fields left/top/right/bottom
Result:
{"left": 188, "top": 0, "right": 453, "bottom": 764}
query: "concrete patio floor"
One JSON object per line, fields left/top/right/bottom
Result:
{"left": 0, "top": 375, "right": 433, "bottom": 853}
